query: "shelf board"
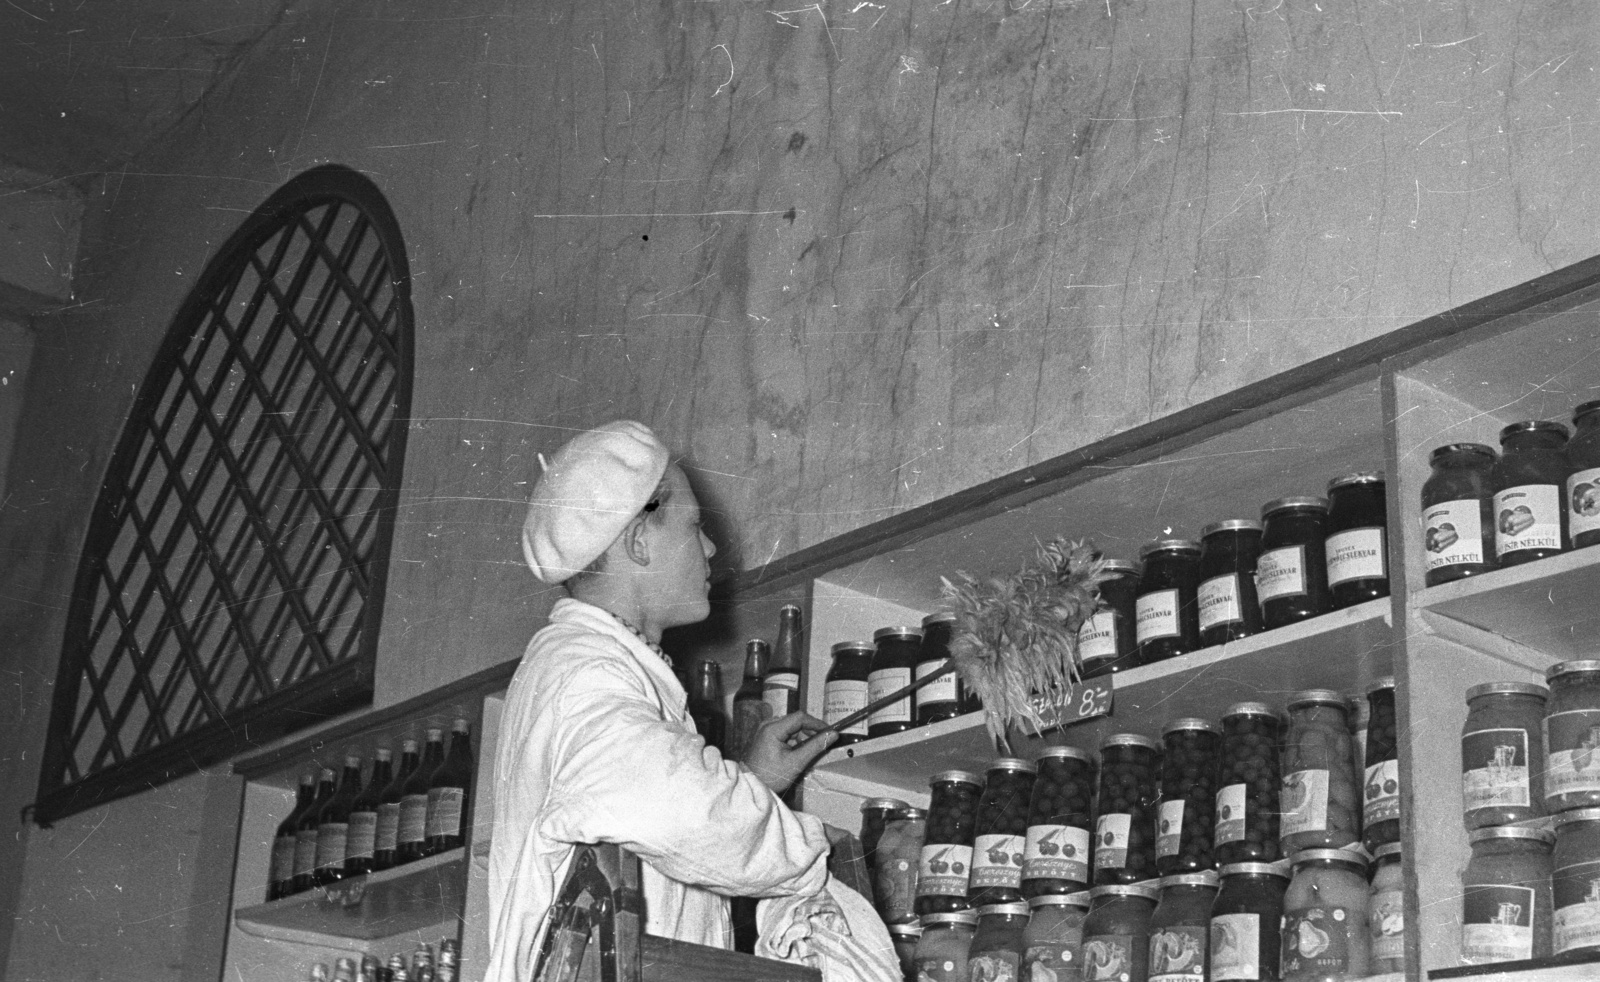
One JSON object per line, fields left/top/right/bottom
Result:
{"left": 812, "top": 599, "right": 1393, "bottom": 794}
{"left": 1430, "top": 951, "right": 1600, "bottom": 980}
{"left": 234, "top": 848, "right": 465, "bottom": 944}
{"left": 1417, "top": 549, "right": 1600, "bottom": 663}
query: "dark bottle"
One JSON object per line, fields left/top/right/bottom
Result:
{"left": 1363, "top": 678, "right": 1401, "bottom": 852}
{"left": 1325, "top": 472, "right": 1389, "bottom": 609}
{"left": 923, "top": 613, "right": 979, "bottom": 716}
{"left": 730, "top": 639, "right": 770, "bottom": 762}
{"left": 1080, "top": 560, "right": 1141, "bottom": 678}
{"left": 968, "top": 759, "right": 1037, "bottom": 906}
{"left": 1197, "top": 521, "right": 1264, "bottom": 647}
{"left": 1494, "top": 420, "right": 1570, "bottom": 567}
{"left": 270, "top": 772, "right": 316, "bottom": 901}
{"left": 314, "top": 754, "right": 364, "bottom": 886}
{"left": 764, "top": 604, "right": 804, "bottom": 718}
{"left": 868, "top": 627, "right": 922, "bottom": 738}
{"left": 915, "top": 770, "right": 984, "bottom": 915}
{"left": 398, "top": 728, "right": 445, "bottom": 863}
{"left": 1022, "top": 746, "right": 1095, "bottom": 897}
{"left": 916, "top": 612, "right": 963, "bottom": 725}
{"left": 1157, "top": 718, "right": 1221, "bottom": 875}
{"left": 1135, "top": 539, "right": 1202, "bottom": 664}
{"left": 293, "top": 768, "right": 336, "bottom": 894}
{"left": 426, "top": 718, "right": 473, "bottom": 854}
{"left": 1094, "top": 733, "right": 1161, "bottom": 886}
{"left": 375, "top": 738, "right": 418, "bottom": 871}
{"left": 823, "top": 641, "right": 873, "bottom": 745}
{"left": 688, "top": 661, "right": 728, "bottom": 755}
{"left": 1257, "top": 497, "right": 1331, "bottom": 630}
{"left": 1216, "top": 703, "right": 1282, "bottom": 865}
{"left": 1211, "top": 862, "right": 1290, "bottom": 981}
{"left": 1568, "top": 401, "right": 1600, "bottom": 550}
{"left": 1422, "top": 443, "right": 1498, "bottom": 586}
{"left": 346, "top": 748, "right": 391, "bottom": 877}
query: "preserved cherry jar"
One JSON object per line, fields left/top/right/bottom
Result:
{"left": 1553, "top": 807, "right": 1600, "bottom": 956}
{"left": 1464, "top": 826, "right": 1554, "bottom": 966}
{"left": 1461, "top": 681, "right": 1548, "bottom": 828}
{"left": 869, "top": 627, "right": 922, "bottom": 738}
{"left": 916, "top": 771, "right": 983, "bottom": 915}
{"left": 1023, "top": 893, "right": 1089, "bottom": 981}
{"left": 1136, "top": 540, "right": 1202, "bottom": 664}
{"left": 1081, "top": 560, "right": 1141, "bottom": 678}
{"left": 1024, "top": 746, "right": 1096, "bottom": 897}
{"left": 1095, "top": 734, "right": 1161, "bottom": 885}
{"left": 1280, "top": 849, "right": 1369, "bottom": 982}
{"left": 1280, "top": 691, "right": 1358, "bottom": 852}
{"left": 968, "top": 903, "right": 1030, "bottom": 981}
{"left": 1362, "top": 678, "right": 1400, "bottom": 852}
{"left": 1157, "top": 719, "right": 1221, "bottom": 875}
{"left": 1367, "top": 843, "right": 1405, "bottom": 974}
{"left": 1083, "top": 884, "right": 1160, "bottom": 982}
{"left": 1211, "top": 862, "right": 1290, "bottom": 982}
{"left": 916, "top": 612, "right": 962, "bottom": 725}
{"left": 913, "top": 911, "right": 978, "bottom": 982}
{"left": 1567, "top": 401, "right": 1600, "bottom": 550}
{"left": 1197, "top": 521, "right": 1264, "bottom": 647}
{"left": 1257, "top": 497, "right": 1331, "bottom": 629}
{"left": 970, "top": 759, "right": 1037, "bottom": 906}
{"left": 1324, "top": 473, "right": 1388, "bottom": 609}
{"left": 1421, "top": 443, "right": 1498, "bottom": 585}
{"left": 1494, "top": 420, "right": 1570, "bottom": 566}
{"left": 1216, "top": 703, "right": 1282, "bottom": 864}
{"left": 824, "top": 641, "right": 873, "bottom": 746}
{"left": 1545, "top": 661, "right": 1600, "bottom": 813}
{"left": 1149, "top": 871, "right": 1219, "bottom": 982}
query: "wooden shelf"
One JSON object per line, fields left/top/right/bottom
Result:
{"left": 233, "top": 849, "right": 465, "bottom": 944}
{"left": 1417, "top": 548, "right": 1600, "bottom": 665}
{"left": 1430, "top": 951, "right": 1600, "bottom": 980}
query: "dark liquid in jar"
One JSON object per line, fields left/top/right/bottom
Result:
{"left": 917, "top": 614, "right": 963, "bottom": 725}
{"left": 1326, "top": 474, "right": 1389, "bottom": 609}
{"left": 868, "top": 628, "right": 921, "bottom": 738}
{"left": 1023, "top": 750, "right": 1095, "bottom": 896}
{"left": 1216, "top": 707, "right": 1282, "bottom": 864}
{"left": 1080, "top": 561, "right": 1141, "bottom": 678}
{"left": 1094, "top": 738, "right": 1161, "bottom": 885}
{"left": 916, "top": 773, "right": 984, "bottom": 915}
{"left": 1135, "top": 541, "right": 1201, "bottom": 664}
{"left": 1197, "top": 522, "right": 1263, "bottom": 648}
{"left": 1157, "top": 722, "right": 1221, "bottom": 875}
{"left": 1567, "top": 401, "right": 1600, "bottom": 550}
{"left": 969, "top": 763, "right": 1037, "bottom": 906}
{"left": 1422, "top": 443, "right": 1498, "bottom": 586}
{"left": 1212, "top": 864, "right": 1288, "bottom": 982}
{"left": 1494, "top": 421, "right": 1569, "bottom": 567}
{"left": 1364, "top": 682, "right": 1401, "bottom": 852}
{"left": 824, "top": 642, "right": 873, "bottom": 746}
{"left": 1258, "top": 499, "right": 1331, "bottom": 630}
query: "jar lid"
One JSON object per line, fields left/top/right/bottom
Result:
{"left": 930, "top": 770, "right": 984, "bottom": 788}
{"left": 1100, "top": 559, "right": 1141, "bottom": 576}
{"left": 1465, "top": 681, "right": 1549, "bottom": 701}
{"left": 1028, "top": 893, "right": 1090, "bottom": 910}
{"left": 1500, "top": 419, "right": 1570, "bottom": 442}
{"left": 1429, "top": 443, "right": 1497, "bottom": 464}
{"left": 921, "top": 611, "right": 957, "bottom": 627}
{"left": 1328, "top": 471, "right": 1385, "bottom": 490}
{"left": 1139, "top": 538, "right": 1201, "bottom": 559}
{"left": 921, "top": 911, "right": 981, "bottom": 927}
{"left": 1287, "top": 689, "right": 1348, "bottom": 710}
{"left": 1262, "top": 495, "right": 1329, "bottom": 516}
{"left": 1468, "top": 825, "right": 1555, "bottom": 846}
{"left": 1224, "top": 701, "right": 1276, "bottom": 718}
{"left": 1575, "top": 400, "right": 1600, "bottom": 424}
{"left": 874, "top": 626, "right": 923, "bottom": 641}
{"left": 1554, "top": 807, "right": 1600, "bottom": 827}
{"left": 1158, "top": 871, "right": 1220, "bottom": 889}
{"left": 1373, "top": 842, "right": 1403, "bottom": 859}
{"left": 989, "top": 757, "right": 1038, "bottom": 775}
{"left": 1290, "top": 848, "right": 1368, "bottom": 870}
{"left": 831, "top": 640, "right": 874, "bottom": 655}
{"left": 886, "top": 922, "right": 923, "bottom": 937}
{"left": 1101, "top": 732, "right": 1160, "bottom": 752}
{"left": 1547, "top": 660, "right": 1600, "bottom": 681}
{"left": 862, "top": 797, "right": 910, "bottom": 812}
{"left": 1200, "top": 519, "right": 1264, "bottom": 538}
{"left": 1088, "top": 883, "right": 1160, "bottom": 901}
{"left": 1219, "top": 862, "right": 1291, "bottom": 880}
{"left": 1035, "top": 745, "right": 1093, "bottom": 764}
{"left": 1365, "top": 676, "right": 1396, "bottom": 695}
{"left": 1163, "top": 717, "right": 1221, "bottom": 736}
{"left": 975, "top": 902, "right": 1031, "bottom": 918}
{"left": 892, "top": 807, "right": 928, "bottom": 821}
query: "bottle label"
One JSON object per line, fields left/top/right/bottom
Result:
{"left": 1423, "top": 499, "right": 1487, "bottom": 570}
{"left": 763, "top": 672, "right": 800, "bottom": 718}
{"left": 1094, "top": 813, "right": 1131, "bottom": 869}
{"left": 1280, "top": 907, "right": 1351, "bottom": 977}
{"left": 315, "top": 822, "right": 348, "bottom": 871}
{"left": 1081, "top": 935, "right": 1136, "bottom": 982}
{"left": 1256, "top": 545, "right": 1307, "bottom": 601}
{"left": 347, "top": 811, "right": 378, "bottom": 861}
{"left": 1280, "top": 769, "right": 1330, "bottom": 836}
{"left": 1462, "top": 727, "right": 1531, "bottom": 811}
{"left": 1463, "top": 884, "right": 1535, "bottom": 963}
{"left": 916, "top": 660, "right": 959, "bottom": 708}
{"left": 1370, "top": 886, "right": 1406, "bottom": 961}
{"left": 1022, "top": 940, "right": 1079, "bottom": 981}
{"left": 1364, "top": 759, "right": 1400, "bottom": 824}
{"left": 1554, "top": 859, "right": 1600, "bottom": 954}
{"left": 427, "top": 786, "right": 465, "bottom": 840}
{"left": 1197, "top": 574, "right": 1243, "bottom": 632}
{"left": 822, "top": 680, "right": 869, "bottom": 736}
{"left": 271, "top": 834, "right": 297, "bottom": 887}
{"left": 293, "top": 829, "right": 318, "bottom": 877}
{"left": 1494, "top": 484, "right": 1562, "bottom": 557}
{"left": 376, "top": 802, "right": 401, "bottom": 853}
{"left": 1209, "top": 913, "right": 1261, "bottom": 981}
{"left": 915, "top": 844, "right": 973, "bottom": 897}
{"left": 1156, "top": 799, "right": 1185, "bottom": 858}
{"left": 968, "top": 951, "right": 1020, "bottom": 982}
{"left": 1078, "top": 610, "right": 1119, "bottom": 661}
{"left": 1135, "top": 589, "right": 1180, "bottom": 644}
{"left": 867, "top": 667, "right": 913, "bottom": 726}
{"left": 1570, "top": 467, "right": 1600, "bottom": 539}
{"left": 1023, "top": 823, "right": 1089, "bottom": 882}
{"left": 730, "top": 700, "right": 766, "bottom": 761}
{"left": 398, "top": 793, "right": 429, "bottom": 845}
{"left": 969, "top": 833, "right": 1024, "bottom": 888}
{"left": 1149, "top": 925, "right": 1208, "bottom": 982}
{"left": 1215, "top": 783, "right": 1247, "bottom": 844}
{"left": 1326, "top": 527, "right": 1386, "bottom": 586}
{"left": 874, "top": 847, "right": 918, "bottom": 922}
{"left": 1545, "top": 709, "right": 1600, "bottom": 797}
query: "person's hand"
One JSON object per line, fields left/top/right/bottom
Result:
{"left": 742, "top": 711, "right": 837, "bottom": 795}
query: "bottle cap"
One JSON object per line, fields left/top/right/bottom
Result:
{"left": 1429, "top": 443, "right": 1497, "bottom": 465}
{"left": 930, "top": 769, "right": 984, "bottom": 788}
{"left": 1548, "top": 661, "right": 1600, "bottom": 681}
{"left": 1328, "top": 471, "right": 1385, "bottom": 490}
{"left": 1290, "top": 847, "right": 1368, "bottom": 869}
{"left": 1099, "top": 559, "right": 1141, "bottom": 576}
{"left": 921, "top": 611, "right": 957, "bottom": 627}
{"left": 873, "top": 626, "right": 923, "bottom": 641}
{"left": 374, "top": 747, "right": 393, "bottom": 761}
{"left": 1035, "top": 745, "right": 1093, "bottom": 764}
{"left": 1262, "top": 495, "right": 1329, "bottom": 516}
{"left": 1028, "top": 893, "right": 1090, "bottom": 909}
{"left": 988, "top": 757, "right": 1038, "bottom": 775}
{"left": 1223, "top": 701, "right": 1276, "bottom": 718}
{"left": 1158, "top": 870, "right": 1220, "bottom": 889}
{"left": 886, "top": 922, "right": 923, "bottom": 937}
{"left": 1138, "top": 538, "right": 1201, "bottom": 559}
{"left": 1200, "top": 519, "right": 1263, "bottom": 537}
{"left": 1088, "top": 883, "right": 1160, "bottom": 901}
{"left": 1287, "top": 689, "right": 1348, "bottom": 710}
{"left": 1100, "top": 732, "right": 1159, "bottom": 752}
{"left": 1575, "top": 400, "right": 1600, "bottom": 424}
{"left": 920, "top": 911, "right": 981, "bottom": 927}
{"left": 1465, "top": 681, "right": 1548, "bottom": 701}
{"left": 1163, "top": 717, "right": 1221, "bottom": 736}
{"left": 892, "top": 807, "right": 928, "bottom": 821}
{"left": 1365, "top": 676, "right": 1397, "bottom": 695}
{"left": 1219, "top": 862, "right": 1291, "bottom": 880}
{"left": 862, "top": 797, "right": 910, "bottom": 812}
{"left": 975, "top": 902, "right": 1031, "bottom": 917}
{"left": 1554, "top": 807, "right": 1600, "bottom": 827}
{"left": 1499, "top": 419, "right": 1570, "bottom": 442}
{"left": 1468, "top": 825, "right": 1554, "bottom": 846}
{"left": 830, "top": 640, "right": 874, "bottom": 656}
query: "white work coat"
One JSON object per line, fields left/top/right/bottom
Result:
{"left": 485, "top": 598, "right": 832, "bottom": 981}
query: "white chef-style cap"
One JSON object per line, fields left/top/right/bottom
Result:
{"left": 520, "top": 420, "right": 671, "bottom": 584}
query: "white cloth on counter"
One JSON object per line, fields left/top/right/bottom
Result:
{"left": 484, "top": 598, "right": 832, "bottom": 982}
{"left": 757, "top": 875, "right": 901, "bottom": 982}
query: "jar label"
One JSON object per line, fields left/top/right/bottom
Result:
{"left": 1570, "top": 468, "right": 1600, "bottom": 539}
{"left": 1364, "top": 760, "right": 1400, "bottom": 825}
{"left": 1280, "top": 769, "right": 1330, "bottom": 836}
{"left": 1215, "top": 783, "right": 1247, "bottom": 844}
{"left": 1022, "top": 941, "right": 1078, "bottom": 981}
{"left": 913, "top": 953, "right": 967, "bottom": 982}
{"left": 1149, "top": 925, "right": 1208, "bottom": 982}
{"left": 1094, "top": 813, "right": 1131, "bottom": 869}
{"left": 822, "top": 680, "right": 869, "bottom": 736}
{"left": 967, "top": 951, "right": 1019, "bottom": 982}
{"left": 1463, "top": 884, "right": 1534, "bottom": 963}
{"left": 1255, "top": 545, "right": 1307, "bottom": 602}
{"left": 1325, "top": 527, "right": 1386, "bottom": 586}
{"left": 1554, "top": 859, "right": 1600, "bottom": 954}
{"left": 916, "top": 844, "right": 973, "bottom": 897}
{"left": 970, "top": 833, "right": 1025, "bottom": 888}
{"left": 1369, "top": 887, "right": 1405, "bottom": 960}
{"left": 1079, "top": 610, "right": 1120, "bottom": 661}
{"left": 1024, "top": 823, "right": 1090, "bottom": 882}
{"left": 1135, "top": 589, "right": 1180, "bottom": 644}
{"left": 1461, "top": 727, "right": 1530, "bottom": 811}
{"left": 1422, "top": 499, "right": 1487, "bottom": 570}
{"left": 1280, "top": 907, "right": 1351, "bottom": 977}
{"left": 867, "top": 667, "right": 912, "bottom": 726}
{"left": 916, "top": 660, "right": 959, "bottom": 708}
{"left": 764, "top": 672, "right": 801, "bottom": 718}
{"left": 1546, "top": 709, "right": 1600, "bottom": 799}
{"left": 1494, "top": 484, "right": 1562, "bottom": 557}
{"left": 874, "top": 844, "right": 918, "bottom": 922}
{"left": 1209, "top": 913, "right": 1261, "bottom": 981}
{"left": 1197, "top": 574, "right": 1243, "bottom": 633}
{"left": 1081, "top": 934, "right": 1137, "bottom": 982}
{"left": 1156, "top": 799, "right": 1186, "bottom": 858}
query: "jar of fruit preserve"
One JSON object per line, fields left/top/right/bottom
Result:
{"left": 912, "top": 911, "right": 978, "bottom": 982}
{"left": 968, "top": 903, "right": 1030, "bottom": 982}
{"left": 887, "top": 922, "right": 921, "bottom": 980}
{"left": 1552, "top": 807, "right": 1600, "bottom": 955}
{"left": 1024, "top": 746, "right": 1095, "bottom": 896}
{"left": 1280, "top": 690, "right": 1358, "bottom": 852}
{"left": 825, "top": 641, "right": 873, "bottom": 746}
{"left": 1148, "top": 871, "right": 1219, "bottom": 982}
{"left": 1464, "top": 825, "right": 1554, "bottom": 965}
{"left": 1461, "top": 681, "right": 1547, "bottom": 828}
{"left": 917, "top": 612, "right": 962, "bottom": 725}
{"left": 869, "top": 627, "right": 922, "bottom": 738}
{"left": 1324, "top": 473, "right": 1388, "bottom": 609}
{"left": 1080, "top": 560, "right": 1142, "bottom": 678}
{"left": 1136, "top": 540, "right": 1202, "bottom": 664}
{"left": 969, "top": 759, "right": 1037, "bottom": 906}
{"left": 1422, "top": 443, "right": 1499, "bottom": 585}
{"left": 1197, "top": 520, "right": 1264, "bottom": 647}
{"left": 1281, "top": 849, "right": 1369, "bottom": 982}
{"left": 1258, "top": 497, "right": 1332, "bottom": 629}
{"left": 1217, "top": 703, "right": 1282, "bottom": 864}
{"left": 862, "top": 797, "right": 909, "bottom": 874}
{"left": 1022, "top": 893, "right": 1089, "bottom": 981}
{"left": 1157, "top": 718, "right": 1221, "bottom": 875}
{"left": 1082, "top": 884, "right": 1160, "bottom": 982}
{"left": 1494, "top": 420, "right": 1569, "bottom": 566}
{"left": 1363, "top": 678, "right": 1400, "bottom": 852}
{"left": 1211, "top": 861, "right": 1289, "bottom": 982}
{"left": 1367, "top": 843, "right": 1405, "bottom": 974}
{"left": 1567, "top": 401, "right": 1600, "bottom": 550}
{"left": 876, "top": 807, "right": 926, "bottom": 924}
{"left": 1095, "top": 734, "right": 1161, "bottom": 885}
{"left": 916, "top": 771, "right": 983, "bottom": 915}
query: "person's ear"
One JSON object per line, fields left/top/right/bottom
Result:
{"left": 620, "top": 514, "right": 651, "bottom": 568}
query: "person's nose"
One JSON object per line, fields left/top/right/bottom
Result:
{"left": 700, "top": 529, "right": 716, "bottom": 559}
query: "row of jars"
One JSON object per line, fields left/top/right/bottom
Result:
{"left": 822, "top": 615, "right": 983, "bottom": 745}
{"left": 1463, "top": 808, "right": 1600, "bottom": 966}
{"left": 1080, "top": 473, "right": 1389, "bottom": 677}
{"left": 1422, "top": 404, "right": 1600, "bottom": 586}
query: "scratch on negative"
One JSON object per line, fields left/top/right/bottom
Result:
{"left": 711, "top": 44, "right": 733, "bottom": 97}
{"left": 1224, "top": 109, "right": 1403, "bottom": 118}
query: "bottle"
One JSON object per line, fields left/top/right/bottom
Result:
{"left": 1421, "top": 443, "right": 1499, "bottom": 585}
{"left": 868, "top": 627, "right": 922, "bottom": 738}
{"left": 1134, "top": 539, "right": 1202, "bottom": 664}
{"left": 824, "top": 641, "right": 873, "bottom": 744}
{"left": 399, "top": 729, "right": 444, "bottom": 863}
{"left": 332, "top": 957, "right": 357, "bottom": 982}
{"left": 411, "top": 942, "right": 436, "bottom": 982}
{"left": 1494, "top": 420, "right": 1570, "bottom": 566}
{"left": 437, "top": 938, "right": 460, "bottom": 982}
{"left": 426, "top": 719, "right": 472, "bottom": 854}
{"left": 376, "top": 738, "right": 418, "bottom": 871}
{"left": 346, "top": 748, "right": 391, "bottom": 876}
{"left": 764, "top": 604, "right": 804, "bottom": 717}
{"left": 729, "top": 639, "right": 770, "bottom": 761}
{"left": 269, "top": 772, "right": 316, "bottom": 901}
{"left": 314, "top": 754, "right": 364, "bottom": 886}
{"left": 308, "top": 964, "right": 330, "bottom": 982}
{"left": 293, "top": 768, "right": 336, "bottom": 893}
{"left": 1257, "top": 496, "right": 1332, "bottom": 629}
{"left": 915, "top": 612, "right": 963, "bottom": 725}
{"left": 1325, "top": 472, "right": 1389, "bottom": 608}
{"left": 688, "top": 661, "right": 728, "bottom": 755}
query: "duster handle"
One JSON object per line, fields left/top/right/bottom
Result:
{"left": 821, "top": 658, "right": 957, "bottom": 736}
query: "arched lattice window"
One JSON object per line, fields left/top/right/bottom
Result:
{"left": 33, "top": 165, "right": 414, "bottom": 825}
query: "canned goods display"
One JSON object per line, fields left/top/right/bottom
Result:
{"left": 969, "top": 759, "right": 1037, "bottom": 906}
{"left": 1157, "top": 718, "right": 1221, "bottom": 875}
{"left": 1545, "top": 661, "right": 1600, "bottom": 813}
{"left": 1421, "top": 443, "right": 1498, "bottom": 586}
{"left": 1211, "top": 861, "right": 1289, "bottom": 982}
{"left": 1023, "top": 746, "right": 1095, "bottom": 896}
{"left": 1553, "top": 807, "right": 1600, "bottom": 956}
{"left": 915, "top": 771, "right": 983, "bottom": 915}
{"left": 1362, "top": 678, "right": 1400, "bottom": 852}
{"left": 1280, "top": 691, "right": 1358, "bottom": 852}
{"left": 1148, "top": 871, "right": 1219, "bottom": 982}
{"left": 1461, "top": 680, "right": 1547, "bottom": 828}
{"left": 1463, "top": 825, "right": 1553, "bottom": 966}
{"left": 1094, "top": 734, "right": 1161, "bottom": 885}
{"left": 1216, "top": 703, "right": 1281, "bottom": 865}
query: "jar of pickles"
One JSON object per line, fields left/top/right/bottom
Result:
{"left": 916, "top": 771, "right": 983, "bottom": 915}
{"left": 1257, "top": 497, "right": 1332, "bottom": 629}
{"left": 1280, "top": 849, "right": 1369, "bottom": 982}
{"left": 1216, "top": 703, "right": 1282, "bottom": 864}
{"left": 917, "top": 612, "right": 963, "bottom": 725}
{"left": 825, "top": 641, "right": 874, "bottom": 746}
{"left": 1494, "top": 420, "right": 1569, "bottom": 566}
{"left": 968, "top": 902, "right": 1030, "bottom": 981}
{"left": 876, "top": 807, "right": 926, "bottom": 924}
{"left": 1463, "top": 825, "right": 1554, "bottom": 965}
{"left": 1421, "top": 443, "right": 1498, "bottom": 585}
{"left": 969, "top": 759, "right": 1037, "bottom": 906}
{"left": 1567, "top": 401, "right": 1600, "bottom": 550}
{"left": 1197, "top": 521, "right": 1264, "bottom": 647}
{"left": 1080, "top": 560, "right": 1141, "bottom": 678}
{"left": 869, "top": 627, "right": 922, "bottom": 738}
{"left": 1324, "top": 473, "right": 1388, "bottom": 609}
{"left": 1095, "top": 734, "right": 1161, "bottom": 885}
{"left": 1149, "top": 871, "right": 1219, "bottom": 982}
{"left": 1022, "top": 893, "right": 1089, "bottom": 981}
{"left": 1367, "top": 843, "right": 1404, "bottom": 974}
{"left": 1280, "top": 691, "right": 1358, "bottom": 852}
{"left": 1211, "top": 862, "right": 1289, "bottom": 982}
{"left": 1136, "top": 540, "right": 1202, "bottom": 664}
{"left": 887, "top": 922, "right": 921, "bottom": 980}
{"left": 1157, "top": 719, "right": 1221, "bottom": 875}
{"left": 1552, "top": 807, "right": 1600, "bottom": 956}
{"left": 1545, "top": 661, "right": 1600, "bottom": 813}
{"left": 1024, "top": 746, "right": 1095, "bottom": 896}
{"left": 1461, "top": 681, "right": 1547, "bottom": 828}
{"left": 1362, "top": 678, "right": 1400, "bottom": 852}
{"left": 1083, "top": 883, "right": 1160, "bottom": 982}
{"left": 912, "top": 911, "right": 978, "bottom": 982}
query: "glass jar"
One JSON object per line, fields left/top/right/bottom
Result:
{"left": 1551, "top": 808, "right": 1600, "bottom": 956}
{"left": 862, "top": 797, "right": 909, "bottom": 874}
{"left": 1024, "top": 746, "right": 1096, "bottom": 897}
{"left": 1463, "top": 825, "right": 1554, "bottom": 965}
{"left": 1211, "top": 862, "right": 1290, "bottom": 982}
{"left": 824, "top": 641, "right": 874, "bottom": 746}
{"left": 1280, "top": 849, "right": 1369, "bottom": 982}
{"left": 1095, "top": 734, "right": 1162, "bottom": 885}
{"left": 1136, "top": 539, "right": 1202, "bottom": 664}
{"left": 916, "top": 612, "right": 963, "bottom": 725}
{"left": 1149, "top": 871, "right": 1219, "bottom": 982}
{"left": 970, "top": 758, "right": 1038, "bottom": 906}
{"left": 1362, "top": 678, "right": 1400, "bottom": 852}
{"left": 887, "top": 921, "right": 921, "bottom": 981}
{"left": 1567, "top": 401, "right": 1600, "bottom": 549}
{"left": 1157, "top": 719, "right": 1221, "bottom": 875}
{"left": 1081, "top": 560, "right": 1142, "bottom": 678}
{"left": 1367, "top": 843, "right": 1404, "bottom": 974}
{"left": 1216, "top": 703, "right": 1282, "bottom": 864}
{"left": 1198, "top": 521, "right": 1264, "bottom": 647}
{"left": 1258, "top": 497, "right": 1332, "bottom": 629}
{"left": 916, "top": 770, "right": 983, "bottom": 915}
{"left": 1545, "top": 660, "right": 1600, "bottom": 812}
{"left": 1280, "top": 691, "right": 1358, "bottom": 852}
{"left": 1461, "top": 681, "right": 1548, "bottom": 828}
{"left": 876, "top": 807, "right": 927, "bottom": 924}
{"left": 1083, "top": 884, "right": 1160, "bottom": 982}
{"left": 912, "top": 911, "right": 979, "bottom": 982}
{"left": 869, "top": 627, "right": 922, "bottom": 738}
{"left": 969, "top": 902, "right": 1030, "bottom": 981}
{"left": 1324, "top": 473, "right": 1388, "bottom": 609}
{"left": 1421, "top": 443, "right": 1499, "bottom": 585}
{"left": 1023, "top": 893, "right": 1090, "bottom": 981}
{"left": 921, "top": 614, "right": 978, "bottom": 719}
{"left": 1494, "top": 420, "right": 1570, "bottom": 566}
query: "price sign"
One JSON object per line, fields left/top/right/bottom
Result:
{"left": 1031, "top": 679, "right": 1114, "bottom": 730}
